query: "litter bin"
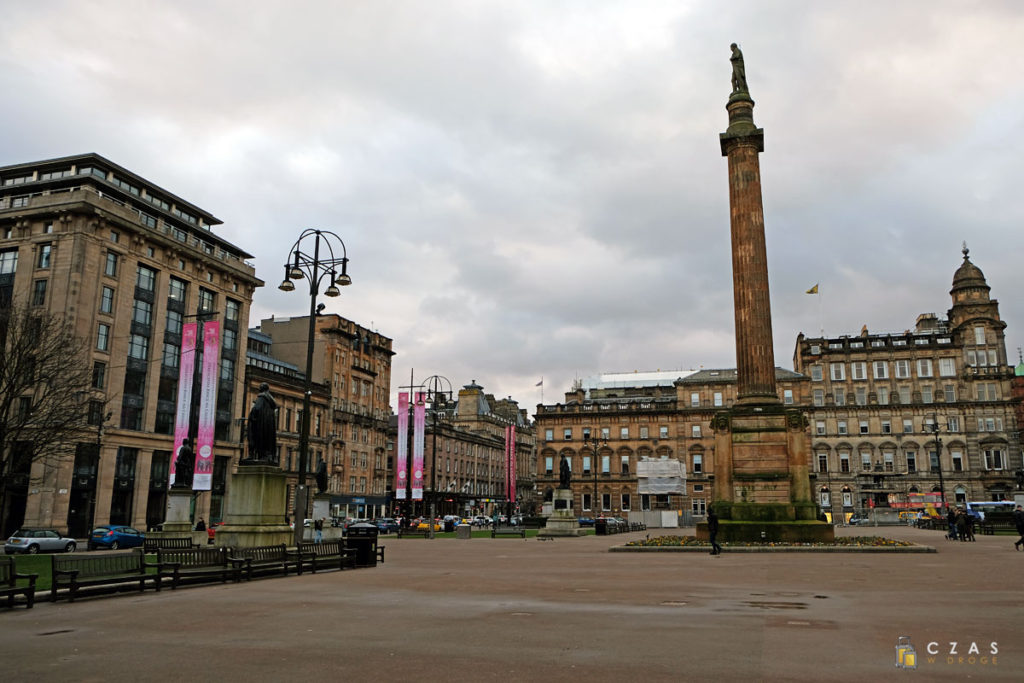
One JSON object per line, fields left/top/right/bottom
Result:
{"left": 595, "top": 518, "right": 608, "bottom": 535}
{"left": 444, "top": 519, "right": 455, "bottom": 533}
{"left": 456, "top": 523, "right": 472, "bottom": 540}
{"left": 346, "top": 522, "right": 379, "bottom": 567}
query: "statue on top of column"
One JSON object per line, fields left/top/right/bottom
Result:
{"left": 730, "top": 43, "right": 748, "bottom": 94}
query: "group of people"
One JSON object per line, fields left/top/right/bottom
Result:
{"left": 946, "top": 507, "right": 977, "bottom": 541}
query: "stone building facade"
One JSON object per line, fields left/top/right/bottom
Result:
{"left": 387, "top": 380, "right": 536, "bottom": 518}
{"left": 258, "top": 314, "right": 394, "bottom": 520}
{"left": 794, "top": 248, "right": 1021, "bottom": 517}
{"left": 0, "top": 154, "right": 260, "bottom": 536}
{"left": 534, "top": 369, "right": 807, "bottom": 520}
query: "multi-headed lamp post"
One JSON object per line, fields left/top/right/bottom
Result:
{"left": 583, "top": 434, "right": 608, "bottom": 517}
{"left": 421, "top": 375, "right": 452, "bottom": 539}
{"left": 923, "top": 411, "right": 947, "bottom": 511}
{"left": 278, "top": 229, "right": 351, "bottom": 548}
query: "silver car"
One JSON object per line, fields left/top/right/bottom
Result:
{"left": 4, "top": 528, "right": 77, "bottom": 554}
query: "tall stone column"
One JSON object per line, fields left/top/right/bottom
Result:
{"left": 720, "top": 83, "right": 778, "bottom": 404}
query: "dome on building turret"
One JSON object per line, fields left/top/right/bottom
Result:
{"left": 951, "top": 244, "right": 990, "bottom": 297}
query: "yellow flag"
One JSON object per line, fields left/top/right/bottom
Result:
{"left": 805, "top": 284, "right": 818, "bottom": 294}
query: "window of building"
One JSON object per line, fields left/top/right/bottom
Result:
{"left": 583, "top": 455, "right": 591, "bottom": 474}
{"left": 600, "top": 427, "right": 610, "bottom": 440}
{"left": 639, "top": 426, "right": 649, "bottom": 439}
{"left": 128, "top": 334, "right": 149, "bottom": 360}
{"left": 881, "top": 420, "right": 891, "bottom": 434}
{"left": 877, "top": 386, "right": 889, "bottom": 404}
{"left": 815, "top": 420, "right": 825, "bottom": 436}
{"left": 943, "top": 384, "right": 955, "bottom": 402}
{"left": 169, "top": 277, "right": 187, "bottom": 302}
{"left": 601, "top": 493, "right": 611, "bottom": 512}
{"left": 783, "top": 389, "right": 794, "bottom": 405}
{"left": 873, "top": 361, "right": 889, "bottom": 379}
{"left": 984, "top": 449, "right": 1004, "bottom": 470}
{"left": 222, "top": 327, "right": 237, "bottom": 351}
{"left": 691, "top": 498, "right": 706, "bottom": 515}
{"left": 817, "top": 453, "right": 828, "bottom": 473}
{"left": 860, "top": 452, "right": 871, "bottom": 470}
{"left": 902, "top": 418, "right": 913, "bottom": 434}
{"left": 198, "top": 287, "right": 215, "bottom": 313}
{"left": 659, "top": 426, "right": 669, "bottom": 439}
{"left": 713, "top": 392, "right": 723, "bottom": 407}
{"left": 692, "top": 453, "right": 702, "bottom": 474}
{"left": 898, "top": 386, "right": 911, "bottom": 404}
{"left": 830, "top": 363, "right": 845, "bottom": 381}
{"left": 691, "top": 425, "right": 701, "bottom": 438}
{"left": 921, "top": 385, "right": 933, "bottom": 404}
{"left": 92, "top": 361, "right": 106, "bottom": 389}
{"left": 0, "top": 248, "right": 18, "bottom": 274}
{"left": 690, "top": 392, "right": 700, "bottom": 407}
{"left": 916, "top": 359, "right": 932, "bottom": 378}
{"left": 810, "top": 365, "right": 823, "bottom": 381}
{"left": 813, "top": 389, "right": 824, "bottom": 407}
{"left": 894, "top": 360, "right": 910, "bottom": 378}
{"left": 947, "top": 416, "right": 960, "bottom": 432}
{"left": 882, "top": 451, "right": 894, "bottom": 472}
{"left": 99, "top": 286, "right": 115, "bottom": 314}
{"left": 36, "top": 243, "right": 52, "bottom": 269}
{"left": 132, "top": 299, "right": 152, "bottom": 326}
{"left": 544, "top": 429, "right": 553, "bottom": 442}
{"left": 837, "top": 421, "right": 847, "bottom": 435}
{"left": 906, "top": 451, "right": 917, "bottom": 472}
{"left": 136, "top": 265, "right": 156, "bottom": 292}
{"left": 833, "top": 388, "right": 846, "bottom": 406}
{"left": 601, "top": 455, "right": 610, "bottom": 474}
{"left": 225, "top": 299, "right": 240, "bottom": 321}
{"left": 974, "top": 326, "right": 986, "bottom": 345}
{"left": 563, "top": 428, "right": 572, "bottom": 441}
{"left": 97, "top": 323, "right": 110, "bottom": 351}
{"left": 582, "top": 493, "right": 592, "bottom": 511}
{"left": 621, "top": 455, "right": 629, "bottom": 474}
{"left": 859, "top": 420, "right": 869, "bottom": 435}
{"left": 855, "top": 386, "right": 866, "bottom": 406}
{"left": 851, "top": 362, "right": 866, "bottom": 380}
{"left": 951, "top": 450, "right": 963, "bottom": 472}
{"left": 31, "top": 279, "right": 47, "bottom": 306}
{"left": 621, "top": 493, "right": 631, "bottom": 511}
{"left": 620, "top": 426, "right": 629, "bottom": 440}
{"left": 162, "top": 342, "right": 179, "bottom": 368}
{"left": 840, "top": 452, "right": 850, "bottom": 472}
{"left": 105, "top": 251, "right": 119, "bottom": 277}
{"left": 939, "top": 358, "right": 956, "bottom": 377}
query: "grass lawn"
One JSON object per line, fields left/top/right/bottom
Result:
{"left": 389, "top": 528, "right": 594, "bottom": 539}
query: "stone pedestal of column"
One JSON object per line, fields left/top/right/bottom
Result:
{"left": 215, "top": 465, "right": 292, "bottom": 549}
{"left": 538, "top": 489, "right": 588, "bottom": 537}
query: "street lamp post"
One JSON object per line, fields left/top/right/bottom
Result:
{"left": 923, "top": 411, "right": 947, "bottom": 511}
{"left": 583, "top": 435, "right": 608, "bottom": 518}
{"left": 278, "top": 229, "right": 351, "bottom": 548}
{"left": 421, "top": 375, "right": 452, "bottom": 539}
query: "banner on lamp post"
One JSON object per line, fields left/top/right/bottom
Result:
{"left": 412, "top": 392, "right": 425, "bottom": 500}
{"left": 193, "top": 320, "right": 220, "bottom": 491}
{"left": 395, "top": 392, "right": 409, "bottom": 499}
{"left": 169, "top": 322, "right": 198, "bottom": 487}
{"left": 508, "top": 425, "right": 517, "bottom": 504}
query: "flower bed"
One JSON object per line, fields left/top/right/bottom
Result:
{"left": 627, "top": 535, "right": 913, "bottom": 548}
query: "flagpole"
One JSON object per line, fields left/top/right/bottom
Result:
{"left": 818, "top": 288, "right": 823, "bottom": 337}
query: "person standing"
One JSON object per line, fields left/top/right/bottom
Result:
{"left": 707, "top": 507, "right": 722, "bottom": 556}
{"left": 947, "top": 507, "right": 957, "bottom": 541}
{"left": 314, "top": 517, "right": 324, "bottom": 544}
{"left": 1013, "top": 505, "right": 1024, "bottom": 550}
{"left": 195, "top": 517, "right": 206, "bottom": 532}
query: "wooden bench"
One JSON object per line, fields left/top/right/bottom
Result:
{"left": 228, "top": 544, "right": 305, "bottom": 581}
{"left": 1, "top": 556, "right": 37, "bottom": 609}
{"left": 156, "top": 547, "right": 239, "bottom": 588}
{"left": 51, "top": 552, "right": 160, "bottom": 602}
{"left": 397, "top": 528, "right": 431, "bottom": 539}
{"left": 298, "top": 541, "right": 355, "bottom": 573}
{"left": 144, "top": 537, "right": 199, "bottom": 552}
{"left": 491, "top": 526, "right": 526, "bottom": 538}
{"left": 978, "top": 522, "right": 1016, "bottom": 536}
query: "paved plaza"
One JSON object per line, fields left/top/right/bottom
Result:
{"left": 2, "top": 525, "right": 1020, "bottom": 681}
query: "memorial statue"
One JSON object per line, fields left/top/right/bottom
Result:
{"left": 173, "top": 444, "right": 194, "bottom": 489}
{"left": 246, "top": 383, "right": 278, "bottom": 464}
{"left": 730, "top": 43, "right": 748, "bottom": 94}
{"left": 315, "top": 459, "right": 329, "bottom": 494}
{"left": 559, "top": 454, "right": 571, "bottom": 489}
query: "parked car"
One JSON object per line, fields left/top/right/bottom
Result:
{"left": 577, "top": 517, "right": 595, "bottom": 527}
{"left": 88, "top": 525, "right": 145, "bottom": 550}
{"left": 847, "top": 514, "right": 869, "bottom": 526}
{"left": 472, "top": 516, "right": 491, "bottom": 527}
{"left": 5, "top": 528, "right": 77, "bottom": 554}
{"left": 374, "top": 518, "right": 400, "bottom": 534}
{"left": 415, "top": 520, "right": 442, "bottom": 532}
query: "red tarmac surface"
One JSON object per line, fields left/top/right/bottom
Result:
{"left": 2, "top": 525, "right": 1020, "bottom": 681}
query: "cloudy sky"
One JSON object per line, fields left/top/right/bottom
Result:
{"left": 3, "top": 1, "right": 1023, "bottom": 410}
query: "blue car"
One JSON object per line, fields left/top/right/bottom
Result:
{"left": 577, "top": 517, "right": 595, "bottom": 527}
{"left": 374, "top": 518, "right": 400, "bottom": 534}
{"left": 88, "top": 525, "right": 145, "bottom": 550}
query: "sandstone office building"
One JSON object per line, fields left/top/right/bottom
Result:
{"left": 0, "top": 154, "right": 260, "bottom": 537}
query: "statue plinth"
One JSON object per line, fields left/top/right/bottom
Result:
{"left": 215, "top": 464, "right": 292, "bottom": 548}
{"left": 538, "top": 489, "right": 587, "bottom": 538}
{"left": 162, "top": 488, "right": 194, "bottom": 534}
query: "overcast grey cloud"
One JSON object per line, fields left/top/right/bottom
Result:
{"left": 3, "top": 1, "right": 1023, "bottom": 409}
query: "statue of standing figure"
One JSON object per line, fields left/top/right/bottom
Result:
{"left": 172, "top": 444, "right": 194, "bottom": 489}
{"left": 246, "top": 383, "right": 279, "bottom": 464}
{"left": 559, "top": 454, "right": 571, "bottom": 489}
{"left": 730, "top": 43, "right": 748, "bottom": 94}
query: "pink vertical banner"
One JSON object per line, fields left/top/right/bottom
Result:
{"left": 193, "top": 320, "right": 220, "bottom": 490}
{"left": 169, "top": 322, "right": 198, "bottom": 487}
{"left": 412, "top": 392, "right": 425, "bottom": 500}
{"left": 509, "top": 425, "right": 517, "bottom": 505}
{"left": 504, "top": 426, "right": 511, "bottom": 500}
{"left": 395, "top": 392, "right": 408, "bottom": 499}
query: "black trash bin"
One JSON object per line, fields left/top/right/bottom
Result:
{"left": 595, "top": 518, "right": 608, "bottom": 535}
{"left": 444, "top": 519, "right": 455, "bottom": 533}
{"left": 346, "top": 522, "right": 379, "bottom": 567}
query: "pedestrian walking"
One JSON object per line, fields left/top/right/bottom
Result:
{"left": 965, "top": 512, "right": 976, "bottom": 542}
{"left": 946, "top": 507, "right": 957, "bottom": 541}
{"left": 955, "top": 508, "right": 968, "bottom": 542}
{"left": 707, "top": 507, "right": 722, "bottom": 556}
{"left": 1013, "top": 505, "right": 1024, "bottom": 551}
{"left": 314, "top": 517, "right": 324, "bottom": 544}
{"left": 195, "top": 517, "right": 206, "bottom": 532}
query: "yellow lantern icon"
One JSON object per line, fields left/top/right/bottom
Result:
{"left": 896, "top": 636, "right": 917, "bottom": 669}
